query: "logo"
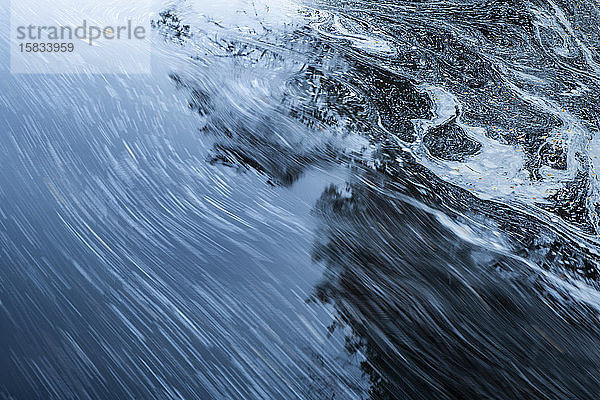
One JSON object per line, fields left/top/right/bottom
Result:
{"left": 10, "top": 0, "right": 154, "bottom": 74}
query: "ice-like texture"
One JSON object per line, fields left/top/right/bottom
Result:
{"left": 2, "top": 0, "right": 600, "bottom": 398}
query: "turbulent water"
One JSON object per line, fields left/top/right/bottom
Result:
{"left": 2, "top": 0, "right": 600, "bottom": 398}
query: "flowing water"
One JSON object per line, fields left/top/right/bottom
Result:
{"left": 1, "top": 0, "right": 600, "bottom": 398}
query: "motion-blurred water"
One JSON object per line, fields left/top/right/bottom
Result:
{"left": 2, "top": 0, "right": 600, "bottom": 399}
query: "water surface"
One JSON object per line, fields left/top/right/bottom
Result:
{"left": 2, "top": 0, "right": 600, "bottom": 398}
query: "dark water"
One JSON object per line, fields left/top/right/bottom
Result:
{"left": 2, "top": 0, "right": 600, "bottom": 399}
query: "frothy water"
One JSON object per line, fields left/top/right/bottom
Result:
{"left": 2, "top": 0, "right": 600, "bottom": 398}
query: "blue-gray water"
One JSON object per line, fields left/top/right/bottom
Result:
{"left": 2, "top": 0, "right": 600, "bottom": 399}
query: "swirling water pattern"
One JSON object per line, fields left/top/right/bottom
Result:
{"left": 2, "top": 0, "right": 600, "bottom": 398}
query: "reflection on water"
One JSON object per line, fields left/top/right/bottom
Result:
{"left": 2, "top": 0, "right": 600, "bottom": 398}
{"left": 312, "top": 166, "right": 600, "bottom": 399}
